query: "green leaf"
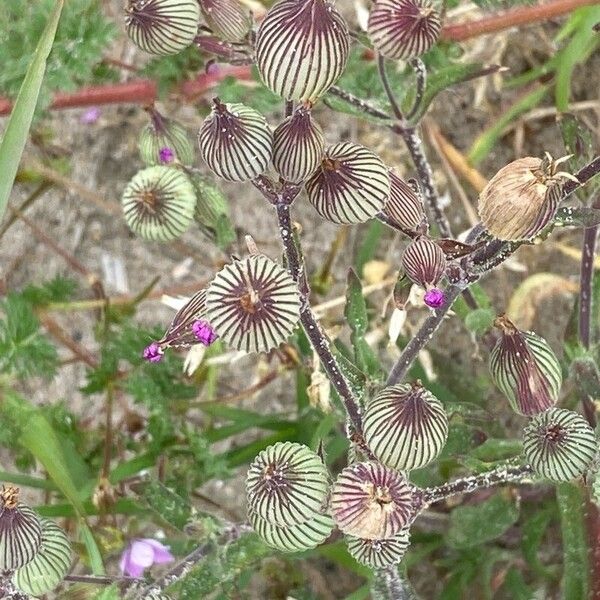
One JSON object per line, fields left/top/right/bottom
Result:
{"left": 137, "top": 480, "right": 197, "bottom": 531}
{"left": 93, "top": 584, "right": 120, "bottom": 600}
{"left": 521, "top": 508, "right": 554, "bottom": 579}
{"left": 0, "top": 0, "right": 63, "bottom": 221}
{"left": 355, "top": 220, "right": 385, "bottom": 274}
{"left": 469, "top": 438, "right": 523, "bottom": 462}
{"left": 559, "top": 113, "right": 595, "bottom": 171}
{"left": 447, "top": 492, "right": 520, "bottom": 549}
{"left": 464, "top": 308, "right": 496, "bottom": 336}
{"left": 499, "top": 567, "right": 533, "bottom": 599}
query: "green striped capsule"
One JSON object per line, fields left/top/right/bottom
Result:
{"left": 125, "top": 0, "right": 200, "bottom": 56}
{"left": 382, "top": 171, "right": 426, "bottom": 233}
{"left": 199, "top": 0, "right": 252, "bottom": 42}
{"left": 246, "top": 442, "right": 329, "bottom": 528}
{"left": 249, "top": 510, "right": 333, "bottom": 552}
{"left": 490, "top": 315, "right": 562, "bottom": 416}
{"left": 272, "top": 106, "right": 325, "bottom": 183}
{"left": 139, "top": 107, "right": 195, "bottom": 166}
{"left": 13, "top": 519, "right": 71, "bottom": 596}
{"left": 523, "top": 408, "right": 597, "bottom": 481}
{"left": 255, "top": 0, "right": 350, "bottom": 102}
{"left": 346, "top": 528, "right": 411, "bottom": 568}
{"left": 121, "top": 166, "right": 196, "bottom": 241}
{"left": 198, "top": 99, "right": 273, "bottom": 182}
{"left": 190, "top": 174, "right": 230, "bottom": 229}
{"left": 306, "top": 142, "right": 391, "bottom": 224}
{"left": 205, "top": 255, "right": 301, "bottom": 353}
{"left": 363, "top": 383, "right": 448, "bottom": 471}
{"left": 0, "top": 487, "right": 42, "bottom": 571}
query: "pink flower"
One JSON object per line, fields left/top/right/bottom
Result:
{"left": 80, "top": 107, "right": 101, "bottom": 124}
{"left": 158, "top": 147, "right": 175, "bottom": 164}
{"left": 424, "top": 288, "right": 444, "bottom": 309}
{"left": 119, "top": 538, "right": 174, "bottom": 578}
{"left": 143, "top": 342, "right": 163, "bottom": 363}
{"left": 192, "top": 320, "right": 218, "bottom": 346}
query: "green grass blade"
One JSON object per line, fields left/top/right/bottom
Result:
{"left": 0, "top": 0, "right": 64, "bottom": 221}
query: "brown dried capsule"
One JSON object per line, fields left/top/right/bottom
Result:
{"left": 478, "top": 154, "right": 576, "bottom": 241}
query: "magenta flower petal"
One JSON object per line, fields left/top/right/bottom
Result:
{"left": 143, "top": 342, "right": 163, "bottom": 363}
{"left": 424, "top": 288, "right": 444, "bottom": 308}
{"left": 192, "top": 320, "right": 218, "bottom": 346}
{"left": 142, "top": 538, "right": 174, "bottom": 564}
{"left": 158, "top": 147, "right": 175, "bottom": 164}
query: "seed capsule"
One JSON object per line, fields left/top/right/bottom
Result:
{"left": 272, "top": 106, "right": 325, "bottom": 183}
{"left": 199, "top": 0, "right": 252, "bottom": 42}
{"left": 381, "top": 171, "right": 426, "bottom": 233}
{"left": 489, "top": 315, "right": 562, "bottom": 416}
{"left": 13, "top": 519, "right": 71, "bottom": 596}
{"left": 139, "top": 107, "right": 195, "bottom": 166}
{"left": 363, "top": 383, "right": 448, "bottom": 471}
{"left": 306, "top": 142, "right": 391, "bottom": 224}
{"left": 121, "top": 166, "right": 196, "bottom": 241}
{"left": 246, "top": 442, "right": 329, "bottom": 527}
{"left": 478, "top": 155, "right": 574, "bottom": 241}
{"left": 249, "top": 510, "right": 333, "bottom": 552}
{"left": 255, "top": 0, "right": 350, "bottom": 102}
{"left": 198, "top": 99, "right": 273, "bottom": 182}
{"left": 368, "top": 0, "right": 441, "bottom": 60}
{"left": 0, "top": 487, "right": 42, "bottom": 570}
{"left": 190, "top": 174, "right": 230, "bottom": 229}
{"left": 125, "top": 0, "right": 201, "bottom": 56}
{"left": 523, "top": 408, "right": 597, "bottom": 481}
{"left": 331, "top": 462, "right": 414, "bottom": 539}
{"left": 346, "top": 529, "right": 410, "bottom": 568}
{"left": 401, "top": 236, "right": 446, "bottom": 288}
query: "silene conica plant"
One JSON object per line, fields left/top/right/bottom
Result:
{"left": 3, "top": 0, "right": 600, "bottom": 598}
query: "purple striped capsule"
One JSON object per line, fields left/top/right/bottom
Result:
{"left": 401, "top": 236, "right": 446, "bottom": 288}
{"left": 255, "top": 0, "right": 350, "bottom": 102}
{"left": 347, "top": 529, "right": 411, "bottom": 568}
{"left": 199, "top": 0, "right": 252, "bottom": 42}
{"left": 382, "top": 171, "right": 426, "bottom": 233}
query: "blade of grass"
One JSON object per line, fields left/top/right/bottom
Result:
{"left": 0, "top": 0, "right": 64, "bottom": 221}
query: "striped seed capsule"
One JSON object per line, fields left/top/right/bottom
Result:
{"left": 255, "top": 0, "right": 350, "bottom": 102}
{"left": 246, "top": 442, "right": 329, "bottom": 527}
{"left": 0, "top": 487, "right": 42, "bottom": 570}
{"left": 523, "top": 408, "right": 597, "bottom": 481}
{"left": 381, "top": 171, "right": 426, "bottom": 233}
{"left": 198, "top": 99, "right": 273, "bottom": 182}
{"left": 331, "top": 462, "right": 415, "bottom": 539}
{"left": 306, "top": 142, "right": 391, "bottom": 224}
{"left": 346, "top": 528, "right": 411, "bottom": 568}
{"left": 190, "top": 174, "right": 230, "bottom": 229}
{"left": 121, "top": 166, "right": 196, "bottom": 241}
{"left": 272, "top": 106, "right": 325, "bottom": 183}
{"left": 125, "top": 0, "right": 200, "bottom": 56}
{"left": 401, "top": 236, "right": 446, "bottom": 301}
{"left": 363, "top": 382, "right": 448, "bottom": 471}
{"left": 205, "top": 254, "right": 301, "bottom": 353}
{"left": 478, "top": 154, "right": 576, "bottom": 241}
{"left": 199, "top": 0, "right": 252, "bottom": 42}
{"left": 139, "top": 107, "right": 195, "bottom": 166}
{"left": 368, "top": 0, "right": 441, "bottom": 60}
{"left": 489, "top": 315, "right": 562, "bottom": 416}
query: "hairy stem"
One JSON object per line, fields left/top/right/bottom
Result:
{"left": 372, "top": 569, "right": 418, "bottom": 600}
{"left": 405, "top": 58, "right": 427, "bottom": 124}
{"left": 579, "top": 197, "right": 599, "bottom": 349}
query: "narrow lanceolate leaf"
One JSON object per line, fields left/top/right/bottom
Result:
{"left": 401, "top": 236, "right": 446, "bottom": 288}
{"left": 199, "top": 0, "right": 252, "bottom": 42}
{"left": 249, "top": 510, "right": 333, "bottom": 552}
{"left": 0, "top": 0, "right": 63, "bottom": 223}
{"left": 255, "top": 0, "right": 350, "bottom": 102}
{"left": 0, "top": 488, "right": 42, "bottom": 570}
{"left": 198, "top": 99, "right": 273, "bottom": 182}
{"left": 272, "top": 106, "right": 325, "bottom": 183}
{"left": 489, "top": 315, "right": 562, "bottom": 416}
{"left": 121, "top": 166, "right": 196, "bottom": 241}
{"left": 381, "top": 171, "right": 426, "bottom": 233}
{"left": 306, "top": 142, "right": 391, "bottom": 224}
{"left": 331, "top": 462, "right": 415, "bottom": 539}
{"left": 368, "top": 0, "right": 441, "bottom": 60}
{"left": 346, "top": 529, "right": 410, "bottom": 568}
{"left": 13, "top": 519, "right": 72, "bottom": 596}
{"left": 363, "top": 383, "right": 448, "bottom": 471}
{"left": 246, "top": 442, "right": 329, "bottom": 527}
{"left": 523, "top": 408, "right": 597, "bottom": 482}
{"left": 125, "top": 0, "right": 200, "bottom": 55}
{"left": 205, "top": 255, "right": 301, "bottom": 353}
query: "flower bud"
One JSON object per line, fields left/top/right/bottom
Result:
{"left": 199, "top": 0, "right": 252, "bottom": 42}
{"left": 331, "top": 462, "right": 414, "bottom": 539}
{"left": 206, "top": 255, "right": 301, "bottom": 353}
{"left": 478, "top": 155, "right": 574, "bottom": 241}
{"left": 523, "top": 408, "right": 597, "bottom": 481}
{"left": 246, "top": 442, "right": 329, "bottom": 527}
{"left": 256, "top": 0, "right": 349, "bottom": 102}
{"left": 272, "top": 106, "right": 325, "bottom": 183}
{"left": 121, "top": 166, "right": 196, "bottom": 241}
{"left": 125, "top": 0, "right": 200, "bottom": 56}
{"left": 401, "top": 236, "right": 446, "bottom": 289}
{"left": 363, "top": 382, "right": 448, "bottom": 471}
{"left": 306, "top": 142, "right": 391, "bottom": 224}
{"left": 381, "top": 171, "right": 426, "bottom": 233}
{"left": 198, "top": 99, "right": 273, "bottom": 182}
{"left": 347, "top": 528, "right": 410, "bottom": 568}
{"left": 0, "top": 486, "right": 42, "bottom": 570}
{"left": 489, "top": 315, "right": 562, "bottom": 416}
{"left": 13, "top": 519, "right": 71, "bottom": 596}
{"left": 139, "top": 107, "right": 195, "bottom": 166}
{"left": 368, "top": 0, "right": 441, "bottom": 60}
